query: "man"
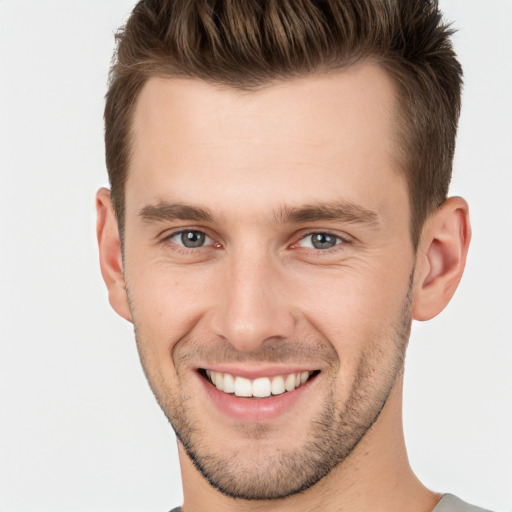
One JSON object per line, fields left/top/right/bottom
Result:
{"left": 96, "top": 1, "right": 489, "bottom": 511}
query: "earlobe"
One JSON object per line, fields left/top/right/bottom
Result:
{"left": 413, "top": 197, "right": 471, "bottom": 321}
{"left": 96, "top": 188, "right": 133, "bottom": 323}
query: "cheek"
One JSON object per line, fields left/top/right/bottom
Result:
{"left": 291, "top": 262, "right": 412, "bottom": 352}
{"left": 126, "top": 261, "right": 218, "bottom": 368}
{"left": 291, "top": 266, "right": 412, "bottom": 402}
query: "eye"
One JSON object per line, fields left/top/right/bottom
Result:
{"left": 297, "top": 232, "right": 343, "bottom": 250}
{"left": 168, "top": 230, "right": 213, "bottom": 248}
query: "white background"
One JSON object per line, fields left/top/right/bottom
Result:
{"left": 0, "top": 1, "right": 511, "bottom": 511}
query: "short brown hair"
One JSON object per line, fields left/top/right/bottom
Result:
{"left": 105, "top": 0, "right": 463, "bottom": 246}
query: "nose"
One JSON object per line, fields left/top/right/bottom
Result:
{"left": 210, "top": 250, "right": 295, "bottom": 352}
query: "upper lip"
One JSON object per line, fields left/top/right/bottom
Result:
{"left": 197, "top": 364, "right": 319, "bottom": 380}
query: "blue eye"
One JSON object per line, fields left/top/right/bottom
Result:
{"left": 298, "top": 233, "right": 342, "bottom": 250}
{"left": 170, "top": 230, "right": 212, "bottom": 248}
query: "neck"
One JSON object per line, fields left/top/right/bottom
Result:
{"left": 178, "top": 374, "right": 439, "bottom": 512}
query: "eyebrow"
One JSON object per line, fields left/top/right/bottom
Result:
{"left": 139, "top": 199, "right": 380, "bottom": 228}
{"left": 273, "top": 201, "right": 380, "bottom": 228}
{"left": 139, "top": 202, "right": 215, "bottom": 223}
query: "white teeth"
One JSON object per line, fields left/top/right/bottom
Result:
{"left": 234, "top": 376, "right": 252, "bottom": 397}
{"left": 215, "top": 373, "right": 224, "bottom": 390}
{"left": 223, "top": 373, "right": 235, "bottom": 394}
{"left": 252, "top": 377, "right": 271, "bottom": 398}
{"left": 284, "top": 373, "right": 296, "bottom": 392}
{"left": 206, "top": 370, "right": 312, "bottom": 398}
{"left": 271, "top": 376, "right": 285, "bottom": 395}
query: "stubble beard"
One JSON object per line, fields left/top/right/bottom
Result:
{"left": 131, "top": 278, "right": 413, "bottom": 501}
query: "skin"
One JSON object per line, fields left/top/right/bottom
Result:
{"left": 97, "top": 62, "right": 471, "bottom": 512}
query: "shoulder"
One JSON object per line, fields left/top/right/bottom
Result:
{"left": 433, "top": 494, "right": 495, "bottom": 512}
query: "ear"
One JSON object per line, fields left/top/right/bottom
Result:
{"left": 413, "top": 197, "right": 471, "bottom": 321}
{"left": 96, "top": 188, "right": 132, "bottom": 323}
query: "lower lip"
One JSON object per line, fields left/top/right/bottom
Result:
{"left": 199, "top": 373, "right": 316, "bottom": 422}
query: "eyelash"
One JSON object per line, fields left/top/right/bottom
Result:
{"left": 162, "top": 229, "right": 350, "bottom": 254}
{"left": 294, "top": 232, "right": 348, "bottom": 251}
{"left": 163, "top": 230, "right": 218, "bottom": 250}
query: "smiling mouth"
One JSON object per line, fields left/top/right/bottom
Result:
{"left": 200, "top": 369, "right": 320, "bottom": 398}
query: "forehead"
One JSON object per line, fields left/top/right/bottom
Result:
{"left": 127, "top": 63, "right": 406, "bottom": 222}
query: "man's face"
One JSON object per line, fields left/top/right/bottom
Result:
{"left": 122, "top": 64, "right": 416, "bottom": 499}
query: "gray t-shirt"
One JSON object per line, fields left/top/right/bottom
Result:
{"left": 433, "top": 494, "right": 493, "bottom": 512}
{"left": 169, "top": 493, "right": 493, "bottom": 512}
